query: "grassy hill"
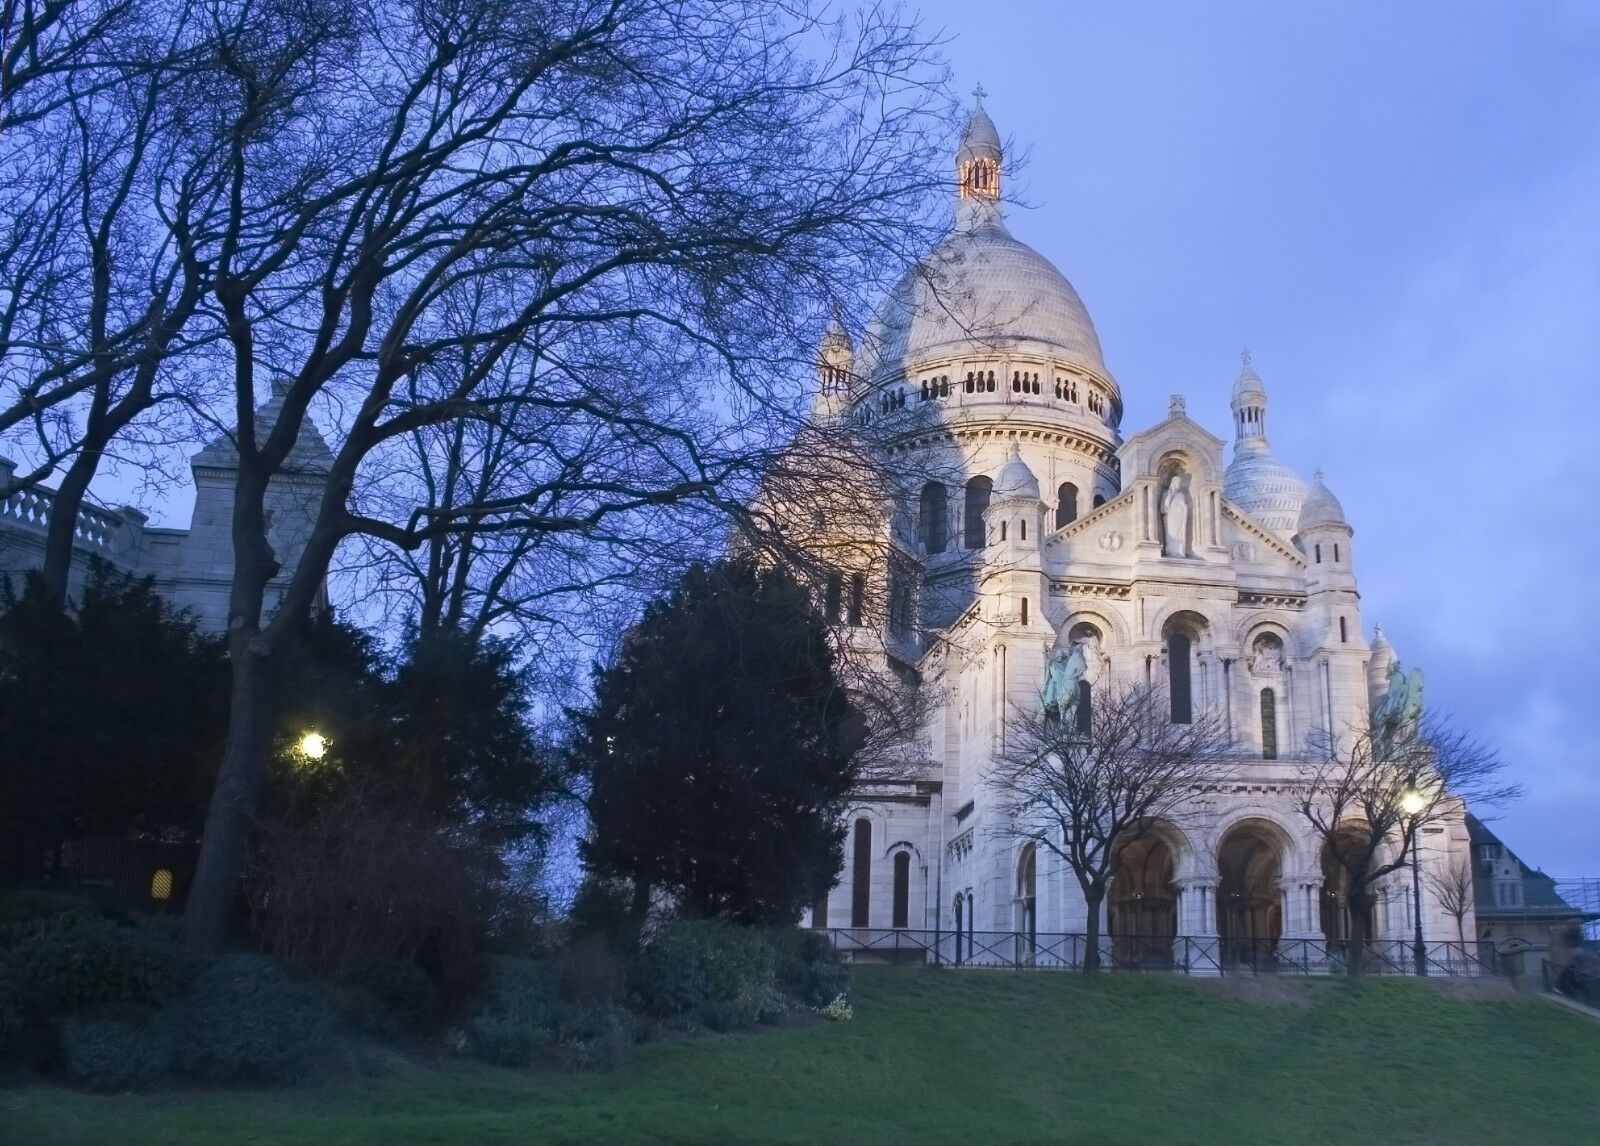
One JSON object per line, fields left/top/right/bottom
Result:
{"left": 6, "top": 968, "right": 1599, "bottom": 1144}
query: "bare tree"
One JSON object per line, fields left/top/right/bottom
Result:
{"left": 0, "top": 0, "right": 223, "bottom": 606}
{"left": 1426, "top": 853, "right": 1476, "bottom": 949}
{"left": 1299, "top": 712, "right": 1518, "bottom": 976}
{"left": 990, "top": 679, "right": 1233, "bottom": 972}
{"left": 173, "top": 0, "right": 950, "bottom": 952}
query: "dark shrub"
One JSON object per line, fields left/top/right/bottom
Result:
{"left": 631, "top": 920, "right": 776, "bottom": 1031}
{"left": 557, "top": 934, "right": 624, "bottom": 1005}
{"left": 454, "top": 955, "right": 560, "bottom": 1067}
{"left": 59, "top": 1004, "right": 172, "bottom": 1090}
{"left": 556, "top": 1005, "right": 635, "bottom": 1073}
{"left": 769, "top": 927, "right": 850, "bottom": 1008}
{"left": 13, "top": 922, "right": 198, "bottom": 1016}
{"left": 0, "top": 890, "right": 101, "bottom": 947}
{"left": 342, "top": 959, "right": 437, "bottom": 1035}
{"left": 0, "top": 952, "right": 22, "bottom": 1055}
{"left": 170, "top": 954, "right": 335, "bottom": 1083}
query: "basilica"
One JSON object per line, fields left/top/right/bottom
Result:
{"left": 803, "top": 100, "right": 1478, "bottom": 969}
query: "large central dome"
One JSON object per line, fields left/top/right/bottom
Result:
{"left": 858, "top": 103, "right": 1107, "bottom": 384}
{"left": 860, "top": 216, "right": 1107, "bottom": 381}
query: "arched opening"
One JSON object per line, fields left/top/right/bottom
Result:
{"left": 1020, "top": 597, "right": 1029, "bottom": 625}
{"left": 1167, "top": 633, "right": 1192, "bottom": 724}
{"left": 847, "top": 573, "right": 865, "bottom": 627}
{"left": 1163, "top": 612, "right": 1207, "bottom": 725}
{"left": 823, "top": 573, "right": 842, "bottom": 622}
{"left": 1016, "top": 845, "right": 1038, "bottom": 962}
{"left": 1260, "top": 687, "right": 1278, "bottom": 760}
{"left": 1217, "top": 823, "right": 1286, "bottom": 968}
{"left": 1092, "top": 493, "right": 1106, "bottom": 509}
{"left": 952, "top": 894, "right": 964, "bottom": 964}
{"left": 1320, "top": 828, "right": 1378, "bottom": 955}
{"left": 851, "top": 819, "right": 871, "bottom": 927}
{"left": 919, "top": 481, "right": 948, "bottom": 554}
{"left": 1055, "top": 482, "right": 1078, "bottom": 529}
{"left": 892, "top": 851, "right": 911, "bottom": 928}
{"left": 1075, "top": 679, "right": 1092, "bottom": 734}
{"left": 1109, "top": 833, "right": 1178, "bottom": 968}
{"left": 963, "top": 476, "right": 992, "bottom": 549}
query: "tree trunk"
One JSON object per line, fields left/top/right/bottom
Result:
{"left": 180, "top": 642, "right": 276, "bottom": 953}
{"left": 629, "top": 877, "right": 652, "bottom": 947}
{"left": 1083, "top": 885, "right": 1104, "bottom": 974}
{"left": 37, "top": 447, "right": 104, "bottom": 610}
{"left": 1345, "top": 887, "right": 1371, "bottom": 978}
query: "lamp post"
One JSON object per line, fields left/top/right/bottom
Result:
{"left": 1400, "top": 788, "right": 1427, "bottom": 976}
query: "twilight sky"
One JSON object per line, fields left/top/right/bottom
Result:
{"left": 916, "top": 0, "right": 1600, "bottom": 872}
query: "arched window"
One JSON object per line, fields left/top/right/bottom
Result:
{"left": 1260, "top": 687, "right": 1278, "bottom": 760}
{"left": 1056, "top": 482, "right": 1078, "bottom": 529}
{"left": 847, "top": 573, "right": 865, "bottom": 627}
{"left": 1020, "top": 519, "right": 1026, "bottom": 540}
{"left": 1000, "top": 520, "right": 1007, "bottom": 541}
{"left": 919, "top": 482, "right": 948, "bottom": 554}
{"left": 964, "top": 476, "right": 992, "bottom": 549}
{"left": 824, "top": 573, "right": 842, "bottom": 622}
{"left": 1092, "top": 493, "right": 1106, "bottom": 509}
{"left": 1076, "top": 679, "right": 1092, "bottom": 734}
{"left": 1315, "top": 543, "right": 1322, "bottom": 563}
{"left": 1339, "top": 616, "right": 1348, "bottom": 643}
{"left": 966, "top": 891, "right": 975, "bottom": 957}
{"left": 953, "top": 895, "right": 964, "bottom": 963}
{"left": 1168, "top": 633, "right": 1192, "bottom": 724}
{"left": 892, "top": 852, "right": 911, "bottom": 928}
{"left": 851, "top": 819, "right": 872, "bottom": 927}
{"left": 1333, "top": 543, "right": 1341, "bottom": 563}
{"left": 1020, "top": 597, "right": 1029, "bottom": 625}
{"left": 1017, "top": 845, "right": 1038, "bottom": 948}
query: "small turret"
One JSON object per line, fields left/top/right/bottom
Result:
{"left": 812, "top": 316, "right": 855, "bottom": 422}
{"left": 1295, "top": 469, "right": 1352, "bottom": 571}
{"left": 1367, "top": 624, "right": 1396, "bottom": 712}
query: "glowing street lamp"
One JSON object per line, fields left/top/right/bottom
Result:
{"left": 1400, "top": 786, "right": 1428, "bottom": 975}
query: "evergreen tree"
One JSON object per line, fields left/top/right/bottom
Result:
{"left": 574, "top": 559, "right": 863, "bottom": 926}
{"left": 0, "top": 563, "right": 228, "bottom": 880}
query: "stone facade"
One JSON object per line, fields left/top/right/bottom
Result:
{"left": 803, "top": 103, "right": 1479, "bottom": 967}
{"left": 0, "top": 382, "right": 332, "bottom": 632}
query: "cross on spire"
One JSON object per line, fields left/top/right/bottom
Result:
{"left": 1240, "top": 346, "right": 1252, "bottom": 370}
{"left": 971, "top": 82, "right": 987, "bottom": 107}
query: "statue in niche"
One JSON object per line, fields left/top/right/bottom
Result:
{"left": 1248, "top": 634, "right": 1284, "bottom": 678}
{"left": 1371, "top": 661, "right": 1425, "bottom": 760}
{"left": 1160, "top": 473, "right": 1192, "bottom": 558}
{"left": 1039, "top": 639, "right": 1088, "bottom": 726}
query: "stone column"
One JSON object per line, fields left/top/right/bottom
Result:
{"left": 1175, "top": 877, "right": 1221, "bottom": 974}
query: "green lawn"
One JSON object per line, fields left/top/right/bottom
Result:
{"left": 5, "top": 969, "right": 1599, "bottom": 1144}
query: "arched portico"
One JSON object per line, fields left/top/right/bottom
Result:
{"left": 1216, "top": 820, "right": 1289, "bottom": 967}
{"left": 1109, "top": 825, "right": 1184, "bottom": 968}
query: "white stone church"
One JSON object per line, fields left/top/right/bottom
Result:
{"left": 803, "top": 101, "right": 1478, "bottom": 970}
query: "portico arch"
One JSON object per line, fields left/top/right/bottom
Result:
{"left": 1109, "top": 822, "right": 1186, "bottom": 967}
{"left": 1216, "top": 819, "right": 1290, "bottom": 967}
{"left": 1320, "top": 824, "right": 1381, "bottom": 950}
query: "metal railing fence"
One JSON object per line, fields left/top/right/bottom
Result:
{"left": 822, "top": 928, "right": 1498, "bottom": 976}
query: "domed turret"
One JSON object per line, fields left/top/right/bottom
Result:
{"left": 993, "top": 442, "right": 1040, "bottom": 500}
{"left": 1367, "top": 624, "right": 1396, "bottom": 711}
{"left": 1297, "top": 470, "right": 1348, "bottom": 532}
{"left": 1223, "top": 351, "right": 1307, "bottom": 537}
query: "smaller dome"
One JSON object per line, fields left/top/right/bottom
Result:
{"left": 1224, "top": 452, "right": 1306, "bottom": 536}
{"left": 959, "top": 105, "right": 1001, "bottom": 162}
{"left": 1370, "top": 624, "right": 1392, "bottom": 656}
{"left": 993, "top": 443, "right": 1040, "bottom": 499}
{"left": 1232, "top": 350, "right": 1266, "bottom": 405}
{"left": 1297, "top": 470, "right": 1347, "bottom": 531}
